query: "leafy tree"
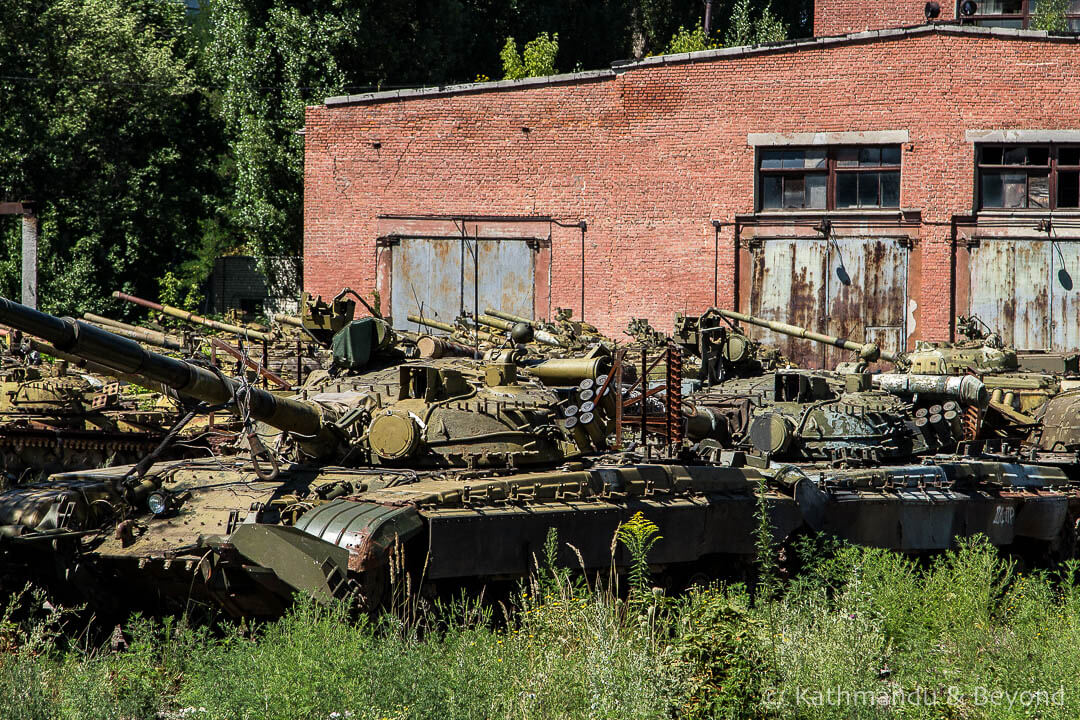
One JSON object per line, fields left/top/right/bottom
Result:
{"left": 726, "top": 0, "right": 787, "bottom": 46}
{"left": 662, "top": 25, "right": 720, "bottom": 53}
{"left": 500, "top": 32, "right": 560, "bottom": 79}
{"left": 0, "top": 0, "right": 220, "bottom": 315}
{"left": 1032, "top": 0, "right": 1069, "bottom": 31}
{"left": 198, "top": 0, "right": 359, "bottom": 281}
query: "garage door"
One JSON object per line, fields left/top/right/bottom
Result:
{"left": 968, "top": 239, "right": 1080, "bottom": 351}
{"left": 748, "top": 237, "right": 909, "bottom": 368}
{"left": 389, "top": 236, "right": 536, "bottom": 332}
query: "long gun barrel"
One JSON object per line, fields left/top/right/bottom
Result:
{"left": 485, "top": 308, "right": 532, "bottom": 325}
{"left": 113, "top": 291, "right": 273, "bottom": 343}
{"left": 83, "top": 313, "right": 184, "bottom": 351}
{"left": 475, "top": 314, "right": 565, "bottom": 347}
{"left": 407, "top": 314, "right": 496, "bottom": 342}
{"left": 712, "top": 308, "right": 900, "bottom": 364}
{"left": 0, "top": 298, "right": 325, "bottom": 439}
{"left": 272, "top": 313, "right": 304, "bottom": 329}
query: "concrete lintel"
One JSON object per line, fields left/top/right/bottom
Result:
{"left": 324, "top": 69, "right": 615, "bottom": 107}
{"left": 966, "top": 129, "right": 1080, "bottom": 143}
{"left": 747, "top": 130, "right": 910, "bottom": 146}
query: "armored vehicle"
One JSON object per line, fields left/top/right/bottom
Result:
{"left": 0, "top": 298, "right": 1074, "bottom": 619}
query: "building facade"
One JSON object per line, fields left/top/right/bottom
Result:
{"left": 304, "top": 3, "right": 1080, "bottom": 367}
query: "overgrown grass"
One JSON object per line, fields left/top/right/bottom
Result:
{"left": 2, "top": 536, "right": 1079, "bottom": 719}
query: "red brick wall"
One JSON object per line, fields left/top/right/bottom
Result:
{"left": 814, "top": 0, "right": 956, "bottom": 36}
{"left": 304, "top": 30, "right": 1080, "bottom": 346}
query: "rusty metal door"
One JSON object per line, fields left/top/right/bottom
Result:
{"left": 749, "top": 238, "right": 909, "bottom": 368}
{"left": 969, "top": 240, "right": 1051, "bottom": 350}
{"left": 749, "top": 239, "right": 829, "bottom": 366}
{"left": 970, "top": 239, "right": 1080, "bottom": 351}
{"left": 1050, "top": 241, "right": 1080, "bottom": 351}
{"left": 390, "top": 236, "right": 534, "bottom": 332}
{"left": 824, "top": 238, "right": 909, "bottom": 369}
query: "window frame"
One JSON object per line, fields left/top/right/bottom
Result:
{"left": 976, "top": 143, "right": 1080, "bottom": 211}
{"left": 756, "top": 145, "right": 902, "bottom": 212}
{"left": 957, "top": 0, "right": 1080, "bottom": 30}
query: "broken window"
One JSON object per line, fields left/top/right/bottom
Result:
{"left": 978, "top": 144, "right": 1080, "bottom": 210}
{"left": 959, "top": 0, "right": 1080, "bottom": 29}
{"left": 757, "top": 145, "right": 902, "bottom": 211}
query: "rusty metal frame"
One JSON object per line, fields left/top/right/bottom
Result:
{"left": 209, "top": 337, "right": 291, "bottom": 389}
{"left": 619, "top": 344, "right": 685, "bottom": 457}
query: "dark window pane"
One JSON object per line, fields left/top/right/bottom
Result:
{"left": 1028, "top": 147, "right": 1050, "bottom": 166}
{"left": 978, "top": 0, "right": 1023, "bottom": 11}
{"left": 1070, "top": 1, "right": 1080, "bottom": 13}
{"left": 859, "top": 147, "right": 881, "bottom": 166}
{"left": 1002, "top": 173, "right": 1027, "bottom": 208}
{"left": 1029, "top": 174, "right": 1050, "bottom": 209}
{"left": 1003, "top": 146, "right": 1027, "bottom": 165}
{"left": 782, "top": 150, "right": 804, "bottom": 169}
{"left": 880, "top": 172, "right": 900, "bottom": 207}
{"left": 982, "top": 173, "right": 1004, "bottom": 207}
{"left": 836, "top": 148, "right": 859, "bottom": 167}
{"left": 784, "top": 176, "right": 805, "bottom": 208}
{"left": 976, "top": 18, "right": 1023, "bottom": 27}
{"left": 982, "top": 147, "right": 1003, "bottom": 165}
{"left": 836, "top": 174, "right": 858, "bottom": 208}
{"left": 1059, "top": 171, "right": 1080, "bottom": 208}
{"left": 805, "top": 149, "right": 826, "bottom": 169}
{"left": 1060, "top": 147, "right": 1080, "bottom": 166}
{"left": 1070, "top": 17, "right": 1080, "bottom": 31}
{"left": 858, "top": 172, "right": 880, "bottom": 207}
{"left": 762, "top": 176, "right": 783, "bottom": 209}
{"left": 806, "top": 174, "right": 827, "bottom": 208}
{"left": 760, "top": 150, "right": 783, "bottom": 169}
{"left": 881, "top": 146, "right": 901, "bottom": 166}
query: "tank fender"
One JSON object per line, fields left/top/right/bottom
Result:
{"left": 291, "top": 498, "right": 424, "bottom": 573}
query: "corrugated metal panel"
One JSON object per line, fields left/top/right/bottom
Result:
{"left": 749, "top": 238, "right": 909, "bottom": 368}
{"left": 1051, "top": 241, "right": 1080, "bottom": 351}
{"left": 390, "top": 237, "right": 535, "bottom": 332}
{"left": 462, "top": 239, "right": 535, "bottom": 322}
{"left": 970, "top": 240, "right": 1051, "bottom": 350}
{"left": 750, "top": 239, "right": 829, "bottom": 366}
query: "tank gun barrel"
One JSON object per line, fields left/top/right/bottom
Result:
{"left": 272, "top": 313, "right": 304, "bottom": 329}
{"left": 407, "top": 314, "right": 496, "bottom": 342}
{"left": 484, "top": 308, "right": 532, "bottom": 325}
{"left": 0, "top": 297, "right": 325, "bottom": 438}
{"left": 113, "top": 291, "right": 273, "bottom": 343}
{"left": 83, "top": 313, "right": 183, "bottom": 351}
{"left": 712, "top": 308, "right": 900, "bottom": 364}
{"left": 872, "top": 374, "right": 989, "bottom": 408}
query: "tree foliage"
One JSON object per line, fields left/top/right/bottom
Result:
{"left": 726, "top": 0, "right": 788, "bottom": 46}
{"left": 1032, "top": 0, "right": 1070, "bottom": 31}
{"left": 0, "top": 0, "right": 813, "bottom": 313}
{"left": 500, "top": 33, "right": 560, "bottom": 79}
{"left": 0, "top": 0, "right": 219, "bottom": 315}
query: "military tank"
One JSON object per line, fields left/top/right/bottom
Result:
{"left": 0, "top": 298, "right": 1074, "bottom": 619}
{"left": 0, "top": 334, "right": 192, "bottom": 478}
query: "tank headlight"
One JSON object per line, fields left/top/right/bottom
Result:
{"left": 147, "top": 491, "right": 169, "bottom": 516}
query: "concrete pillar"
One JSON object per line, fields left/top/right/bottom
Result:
{"left": 21, "top": 213, "right": 37, "bottom": 309}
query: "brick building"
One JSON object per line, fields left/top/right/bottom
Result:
{"left": 304, "top": 1, "right": 1080, "bottom": 367}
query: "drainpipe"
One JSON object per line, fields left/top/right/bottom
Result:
{"left": 704, "top": 0, "right": 714, "bottom": 36}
